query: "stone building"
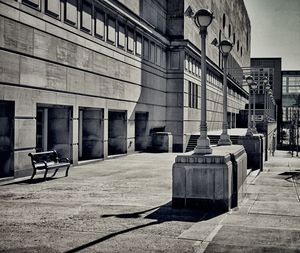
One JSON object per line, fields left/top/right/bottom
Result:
{"left": 250, "top": 58, "right": 282, "bottom": 145}
{"left": 0, "top": 0, "right": 251, "bottom": 178}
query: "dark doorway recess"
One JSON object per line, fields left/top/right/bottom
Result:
{"left": 0, "top": 101, "right": 14, "bottom": 178}
{"left": 79, "top": 108, "right": 104, "bottom": 161}
{"left": 135, "top": 112, "right": 149, "bottom": 151}
{"left": 108, "top": 110, "right": 127, "bottom": 156}
{"left": 36, "top": 104, "right": 73, "bottom": 161}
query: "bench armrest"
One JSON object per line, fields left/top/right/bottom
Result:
{"left": 59, "top": 157, "right": 70, "bottom": 163}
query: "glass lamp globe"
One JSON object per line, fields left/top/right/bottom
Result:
{"left": 245, "top": 75, "right": 254, "bottom": 84}
{"left": 219, "top": 40, "right": 233, "bottom": 54}
{"left": 194, "top": 9, "right": 214, "bottom": 28}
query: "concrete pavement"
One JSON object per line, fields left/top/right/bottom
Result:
{"left": 0, "top": 151, "right": 299, "bottom": 252}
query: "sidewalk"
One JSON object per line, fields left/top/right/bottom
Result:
{"left": 0, "top": 151, "right": 299, "bottom": 252}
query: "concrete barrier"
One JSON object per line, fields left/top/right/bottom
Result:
{"left": 151, "top": 132, "right": 173, "bottom": 152}
{"left": 237, "top": 135, "right": 264, "bottom": 171}
{"left": 172, "top": 145, "right": 247, "bottom": 211}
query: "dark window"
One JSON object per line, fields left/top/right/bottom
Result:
{"left": 228, "top": 24, "right": 231, "bottom": 38}
{"left": 223, "top": 14, "right": 226, "bottom": 29}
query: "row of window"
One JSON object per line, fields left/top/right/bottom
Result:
{"left": 222, "top": 13, "right": 249, "bottom": 54}
{"left": 185, "top": 54, "right": 245, "bottom": 101}
{"left": 19, "top": 0, "right": 167, "bottom": 68}
{"left": 188, "top": 82, "right": 199, "bottom": 109}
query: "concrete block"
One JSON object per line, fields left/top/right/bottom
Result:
{"left": 238, "top": 135, "right": 263, "bottom": 170}
{"left": 172, "top": 145, "right": 247, "bottom": 211}
{"left": 20, "top": 56, "right": 47, "bottom": 88}
{"left": 0, "top": 51, "right": 20, "bottom": 84}
{"left": 14, "top": 149, "right": 35, "bottom": 177}
{"left": 46, "top": 63, "right": 67, "bottom": 90}
{"left": 66, "top": 68, "right": 85, "bottom": 93}
{"left": 14, "top": 119, "right": 36, "bottom": 149}
{"left": 33, "top": 30, "right": 57, "bottom": 61}
{"left": 3, "top": 17, "right": 33, "bottom": 55}
{"left": 151, "top": 132, "right": 172, "bottom": 152}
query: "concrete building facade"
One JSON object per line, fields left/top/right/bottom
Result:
{"left": 0, "top": 0, "right": 250, "bottom": 178}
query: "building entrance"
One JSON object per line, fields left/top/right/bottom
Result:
{"left": 108, "top": 111, "right": 127, "bottom": 155}
{"left": 36, "top": 105, "right": 72, "bottom": 160}
{"left": 0, "top": 101, "right": 14, "bottom": 178}
{"left": 79, "top": 108, "right": 104, "bottom": 161}
{"left": 135, "top": 112, "right": 149, "bottom": 151}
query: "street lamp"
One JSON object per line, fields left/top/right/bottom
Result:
{"left": 251, "top": 81, "right": 258, "bottom": 133}
{"left": 263, "top": 77, "right": 271, "bottom": 121}
{"left": 251, "top": 82, "right": 257, "bottom": 134}
{"left": 245, "top": 75, "right": 254, "bottom": 136}
{"left": 218, "top": 40, "right": 233, "bottom": 146}
{"left": 193, "top": 9, "right": 214, "bottom": 155}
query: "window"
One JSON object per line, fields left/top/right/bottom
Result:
{"left": 107, "top": 17, "right": 116, "bottom": 44}
{"left": 150, "top": 42, "right": 155, "bottom": 63}
{"left": 136, "top": 33, "right": 142, "bottom": 56}
{"left": 228, "top": 24, "right": 231, "bottom": 38}
{"left": 81, "top": 0, "right": 92, "bottom": 33}
{"left": 237, "top": 40, "right": 239, "bottom": 52}
{"left": 241, "top": 47, "right": 243, "bottom": 57}
{"left": 156, "top": 46, "right": 161, "bottom": 66}
{"left": 188, "top": 82, "right": 198, "bottom": 108}
{"left": 22, "top": 0, "right": 40, "bottom": 9}
{"left": 118, "top": 22, "right": 125, "bottom": 48}
{"left": 143, "top": 38, "right": 149, "bottom": 60}
{"left": 45, "top": 0, "right": 60, "bottom": 18}
{"left": 95, "top": 10, "right": 105, "bottom": 39}
{"left": 233, "top": 33, "right": 236, "bottom": 44}
{"left": 127, "top": 28, "right": 134, "bottom": 53}
{"left": 246, "top": 32, "right": 249, "bottom": 51}
{"left": 65, "top": 0, "right": 78, "bottom": 26}
{"left": 223, "top": 14, "right": 226, "bottom": 29}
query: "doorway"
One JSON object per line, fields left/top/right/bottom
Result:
{"left": 135, "top": 112, "right": 149, "bottom": 151}
{"left": 36, "top": 105, "right": 72, "bottom": 160}
{"left": 108, "top": 111, "right": 127, "bottom": 155}
{"left": 0, "top": 101, "right": 14, "bottom": 178}
{"left": 79, "top": 108, "right": 104, "bottom": 160}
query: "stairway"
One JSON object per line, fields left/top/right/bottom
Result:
{"left": 185, "top": 134, "right": 240, "bottom": 152}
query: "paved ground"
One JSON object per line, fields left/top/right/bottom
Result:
{"left": 0, "top": 150, "right": 299, "bottom": 252}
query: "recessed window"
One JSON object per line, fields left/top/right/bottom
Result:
{"left": 95, "top": 10, "right": 105, "bottom": 40}
{"left": 127, "top": 28, "right": 134, "bottom": 53}
{"left": 118, "top": 22, "right": 125, "bottom": 49}
{"left": 246, "top": 32, "right": 249, "bottom": 51}
{"left": 223, "top": 14, "right": 226, "bottom": 29}
{"left": 143, "top": 38, "right": 149, "bottom": 60}
{"left": 228, "top": 24, "right": 231, "bottom": 38}
{"left": 107, "top": 16, "right": 116, "bottom": 44}
{"left": 81, "top": 0, "right": 92, "bottom": 33}
{"left": 241, "top": 47, "right": 243, "bottom": 57}
{"left": 136, "top": 33, "right": 142, "bottom": 56}
{"left": 233, "top": 33, "right": 236, "bottom": 44}
{"left": 237, "top": 40, "right": 240, "bottom": 52}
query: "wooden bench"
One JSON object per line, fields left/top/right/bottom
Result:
{"left": 28, "top": 150, "right": 71, "bottom": 180}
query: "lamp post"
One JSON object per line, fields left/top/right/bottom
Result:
{"left": 193, "top": 9, "right": 214, "bottom": 155}
{"left": 251, "top": 82, "right": 258, "bottom": 133}
{"left": 218, "top": 40, "right": 233, "bottom": 145}
{"left": 246, "top": 76, "right": 254, "bottom": 136}
{"left": 263, "top": 77, "right": 271, "bottom": 122}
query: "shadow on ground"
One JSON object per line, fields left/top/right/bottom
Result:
{"left": 65, "top": 202, "right": 225, "bottom": 253}
{"left": 0, "top": 177, "right": 60, "bottom": 186}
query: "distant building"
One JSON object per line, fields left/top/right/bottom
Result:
{"left": 0, "top": 0, "right": 251, "bottom": 178}
{"left": 282, "top": 70, "right": 300, "bottom": 122}
{"left": 250, "top": 58, "right": 282, "bottom": 145}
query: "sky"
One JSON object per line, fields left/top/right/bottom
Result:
{"left": 244, "top": 0, "right": 300, "bottom": 70}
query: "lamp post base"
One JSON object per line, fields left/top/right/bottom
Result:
{"left": 218, "top": 133, "right": 232, "bottom": 146}
{"left": 246, "top": 128, "right": 254, "bottom": 136}
{"left": 194, "top": 137, "right": 212, "bottom": 155}
{"left": 252, "top": 128, "right": 258, "bottom": 134}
